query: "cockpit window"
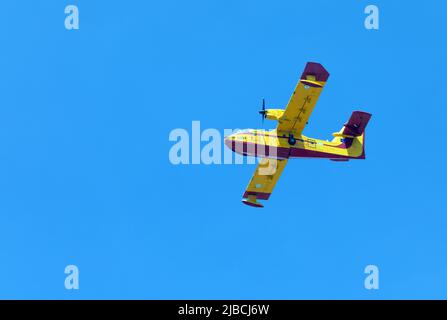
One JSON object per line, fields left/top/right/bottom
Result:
{"left": 235, "top": 129, "right": 251, "bottom": 134}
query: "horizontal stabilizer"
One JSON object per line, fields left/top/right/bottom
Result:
{"left": 332, "top": 132, "right": 355, "bottom": 138}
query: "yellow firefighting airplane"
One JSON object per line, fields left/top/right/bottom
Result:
{"left": 224, "top": 62, "right": 371, "bottom": 208}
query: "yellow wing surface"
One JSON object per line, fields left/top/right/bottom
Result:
{"left": 242, "top": 159, "right": 288, "bottom": 208}
{"left": 276, "top": 62, "right": 330, "bottom": 135}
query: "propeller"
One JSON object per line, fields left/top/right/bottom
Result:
{"left": 258, "top": 98, "right": 267, "bottom": 123}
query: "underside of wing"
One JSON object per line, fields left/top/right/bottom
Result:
{"left": 242, "top": 158, "right": 288, "bottom": 207}
{"left": 276, "top": 62, "right": 329, "bottom": 136}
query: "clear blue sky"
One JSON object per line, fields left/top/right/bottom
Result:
{"left": 0, "top": 0, "right": 446, "bottom": 299}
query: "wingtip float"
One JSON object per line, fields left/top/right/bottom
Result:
{"left": 224, "top": 62, "right": 372, "bottom": 208}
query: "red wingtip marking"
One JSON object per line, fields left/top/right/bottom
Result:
{"left": 242, "top": 200, "right": 264, "bottom": 208}
{"left": 300, "top": 62, "right": 330, "bottom": 82}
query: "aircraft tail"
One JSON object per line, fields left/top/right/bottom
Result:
{"left": 331, "top": 111, "right": 372, "bottom": 159}
{"left": 341, "top": 111, "right": 371, "bottom": 137}
{"left": 332, "top": 111, "right": 371, "bottom": 138}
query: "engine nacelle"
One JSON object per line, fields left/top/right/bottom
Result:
{"left": 264, "top": 109, "right": 284, "bottom": 121}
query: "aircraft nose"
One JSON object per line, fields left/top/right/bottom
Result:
{"left": 224, "top": 133, "right": 235, "bottom": 149}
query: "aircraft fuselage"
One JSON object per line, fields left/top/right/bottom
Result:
{"left": 224, "top": 129, "right": 365, "bottom": 160}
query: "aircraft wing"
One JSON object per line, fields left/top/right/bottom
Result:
{"left": 276, "top": 62, "right": 330, "bottom": 135}
{"left": 242, "top": 158, "right": 288, "bottom": 207}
